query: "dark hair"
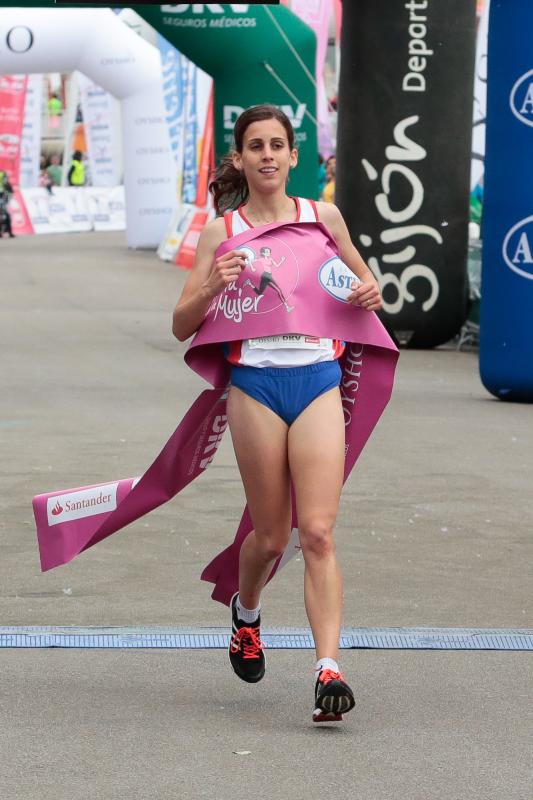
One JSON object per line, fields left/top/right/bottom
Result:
{"left": 209, "top": 104, "right": 295, "bottom": 216}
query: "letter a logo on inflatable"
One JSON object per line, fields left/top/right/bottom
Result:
{"left": 503, "top": 216, "right": 533, "bottom": 280}
{"left": 510, "top": 69, "right": 533, "bottom": 127}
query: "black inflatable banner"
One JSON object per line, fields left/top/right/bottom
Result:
{"left": 336, "top": 0, "right": 477, "bottom": 348}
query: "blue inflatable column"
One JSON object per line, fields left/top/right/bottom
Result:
{"left": 480, "top": 0, "right": 533, "bottom": 400}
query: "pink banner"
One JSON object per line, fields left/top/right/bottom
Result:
{"left": 291, "top": 0, "right": 334, "bottom": 155}
{"left": 9, "top": 188, "right": 34, "bottom": 236}
{"left": 33, "top": 221, "right": 397, "bottom": 605}
{"left": 334, "top": 0, "right": 342, "bottom": 45}
{"left": 33, "top": 388, "right": 228, "bottom": 571}
{"left": 292, "top": 0, "right": 330, "bottom": 69}
{"left": 0, "top": 75, "right": 28, "bottom": 185}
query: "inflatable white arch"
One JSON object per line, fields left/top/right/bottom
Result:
{"left": 0, "top": 8, "right": 177, "bottom": 248}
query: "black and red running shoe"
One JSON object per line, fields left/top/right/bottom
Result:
{"left": 313, "top": 669, "right": 355, "bottom": 722}
{"left": 228, "top": 593, "right": 266, "bottom": 683}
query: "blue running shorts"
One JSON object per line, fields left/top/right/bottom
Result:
{"left": 230, "top": 360, "right": 342, "bottom": 426}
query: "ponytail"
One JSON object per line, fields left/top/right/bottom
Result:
{"left": 209, "top": 155, "right": 249, "bottom": 216}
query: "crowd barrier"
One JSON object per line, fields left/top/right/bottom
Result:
{"left": 9, "top": 187, "right": 126, "bottom": 236}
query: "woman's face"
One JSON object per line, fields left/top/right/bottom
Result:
{"left": 232, "top": 118, "right": 298, "bottom": 194}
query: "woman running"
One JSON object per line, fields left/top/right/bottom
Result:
{"left": 172, "top": 105, "right": 382, "bottom": 722}
{"left": 243, "top": 246, "right": 293, "bottom": 312}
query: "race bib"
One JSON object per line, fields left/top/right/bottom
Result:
{"left": 248, "top": 334, "right": 331, "bottom": 350}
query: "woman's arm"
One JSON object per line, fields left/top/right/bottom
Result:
{"left": 171, "top": 217, "right": 249, "bottom": 341}
{"left": 317, "top": 201, "right": 382, "bottom": 312}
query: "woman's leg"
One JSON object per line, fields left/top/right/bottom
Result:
{"left": 267, "top": 276, "right": 289, "bottom": 305}
{"left": 227, "top": 386, "right": 292, "bottom": 609}
{"left": 288, "top": 386, "right": 345, "bottom": 661}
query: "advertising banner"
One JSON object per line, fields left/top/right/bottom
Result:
{"left": 0, "top": 74, "right": 28, "bottom": 184}
{"left": 19, "top": 74, "right": 43, "bottom": 188}
{"left": 195, "top": 86, "right": 214, "bottom": 208}
{"left": 336, "top": 0, "right": 477, "bottom": 348}
{"left": 21, "top": 187, "right": 92, "bottom": 234}
{"left": 86, "top": 186, "right": 126, "bottom": 231}
{"left": 333, "top": 0, "right": 342, "bottom": 44}
{"left": 78, "top": 73, "right": 122, "bottom": 187}
{"left": 176, "top": 208, "right": 209, "bottom": 269}
{"left": 8, "top": 189, "right": 34, "bottom": 236}
{"left": 20, "top": 188, "right": 59, "bottom": 234}
{"left": 157, "top": 32, "right": 212, "bottom": 205}
{"left": 157, "top": 32, "right": 187, "bottom": 198}
{"left": 291, "top": 0, "right": 333, "bottom": 156}
{"left": 60, "top": 71, "right": 81, "bottom": 187}
{"left": 182, "top": 60, "right": 198, "bottom": 204}
{"left": 157, "top": 202, "right": 196, "bottom": 263}
{"left": 139, "top": 3, "right": 318, "bottom": 200}
{"left": 480, "top": 0, "right": 533, "bottom": 400}
{"left": 18, "top": 186, "right": 125, "bottom": 234}
{"left": 195, "top": 66, "right": 213, "bottom": 161}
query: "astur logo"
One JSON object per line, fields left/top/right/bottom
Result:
{"left": 502, "top": 216, "right": 533, "bottom": 280}
{"left": 510, "top": 69, "right": 533, "bottom": 128}
{"left": 318, "top": 257, "right": 361, "bottom": 303}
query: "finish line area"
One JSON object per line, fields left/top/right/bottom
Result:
{"left": 1, "top": 626, "right": 531, "bottom": 651}
{"left": 2, "top": 230, "right": 532, "bottom": 800}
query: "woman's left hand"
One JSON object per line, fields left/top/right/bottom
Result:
{"left": 347, "top": 279, "right": 382, "bottom": 312}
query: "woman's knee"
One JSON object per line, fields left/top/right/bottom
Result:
{"left": 254, "top": 527, "right": 291, "bottom": 562}
{"left": 299, "top": 520, "right": 335, "bottom": 559}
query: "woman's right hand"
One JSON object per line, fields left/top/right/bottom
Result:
{"left": 203, "top": 250, "right": 248, "bottom": 297}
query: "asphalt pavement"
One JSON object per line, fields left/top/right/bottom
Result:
{"left": 1, "top": 231, "right": 531, "bottom": 800}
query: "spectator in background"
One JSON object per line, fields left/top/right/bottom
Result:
{"left": 48, "top": 92, "right": 63, "bottom": 117}
{"left": 48, "top": 93, "right": 63, "bottom": 132}
{"left": 0, "top": 170, "right": 15, "bottom": 238}
{"left": 46, "top": 154, "right": 63, "bottom": 187}
{"left": 470, "top": 177, "right": 484, "bottom": 228}
{"left": 321, "top": 155, "right": 336, "bottom": 203}
{"left": 318, "top": 154, "right": 327, "bottom": 197}
{"left": 68, "top": 151, "right": 85, "bottom": 187}
{"left": 37, "top": 154, "right": 52, "bottom": 194}
{"left": 39, "top": 168, "right": 53, "bottom": 194}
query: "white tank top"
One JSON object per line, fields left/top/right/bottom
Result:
{"left": 224, "top": 197, "right": 344, "bottom": 368}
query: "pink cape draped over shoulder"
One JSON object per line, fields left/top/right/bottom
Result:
{"left": 32, "top": 220, "right": 398, "bottom": 605}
